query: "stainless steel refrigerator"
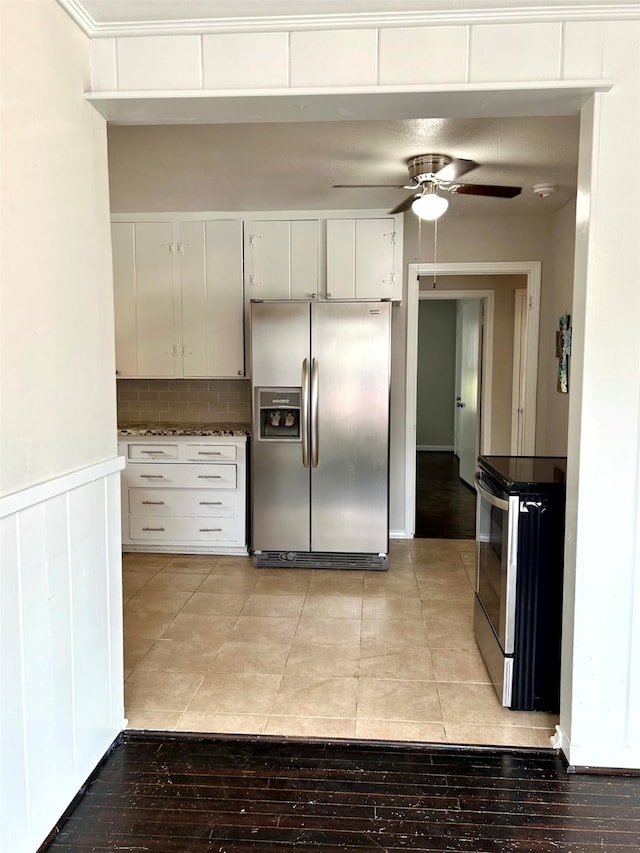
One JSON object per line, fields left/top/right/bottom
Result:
{"left": 250, "top": 300, "right": 391, "bottom": 570}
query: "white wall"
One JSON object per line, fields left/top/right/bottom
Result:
{"left": 0, "top": 3, "right": 123, "bottom": 850}
{"left": 1, "top": 0, "right": 117, "bottom": 495}
{"left": 560, "top": 24, "right": 640, "bottom": 770}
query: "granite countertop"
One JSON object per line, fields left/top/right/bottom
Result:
{"left": 118, "top": 422, "right": 251, "bottom": 437}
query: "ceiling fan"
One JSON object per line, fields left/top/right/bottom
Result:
{"left": 333, "top": 154, "right": 522, "bottom": 219}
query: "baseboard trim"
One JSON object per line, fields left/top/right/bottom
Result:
{"left": 389, "top": 530, "right": 408, "bottom": 539}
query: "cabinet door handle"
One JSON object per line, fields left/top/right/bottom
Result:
{"left": 142, "top": 526, "right": 165, "bottom": 532}
{"left": 196, "top": 451, "right": 222, "bottom": 456}
{"left": 142, "top": 500, "right": 165, "bottom": 505}
{"left": 140, "top": 474, "right": 165, "bottom": 479}
{"left": 199, "top": 528, "right": 222, "bottom": 533}
{"left": 199, "top": 501, "right": 223, "bottom": 505}
{"left": 141, "top": 450, "right": 167, "bottom": 455}
{"left": 197, "top": 475, "right": 222, "bottom": 479}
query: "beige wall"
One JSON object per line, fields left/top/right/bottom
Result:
{"left": 1, "top": 0, "right": 117, "bottom": 495}
{"left": 416, "top": 300, "right": 457, "bottom": 448}
{"left": 539, "top": 199, "right": 576, "bottom": 455}
{"left": 402, "top": 210, "right": 574, "bottom": 452}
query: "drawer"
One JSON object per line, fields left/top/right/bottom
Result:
{"left": 129, "top": 515, "right": 241, "bottom": 543}
{"left": 184, "top": 443, "right": 237, "bottom": 462}
{"left": 129, "top": 488, "right": 241, "bottom": 517}
{"left": 126, "top": 463, "right": 237, "bottom": 490}
{"left": 128, "top": 443, "right": 179, "bottom": 461}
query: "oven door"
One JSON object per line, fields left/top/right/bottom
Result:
{"left": 475, "top": 474, "right": 519, "bottom": 654}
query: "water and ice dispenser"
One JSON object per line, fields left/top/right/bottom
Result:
{"left": 257, "top": 389, "right": 301, "bottom": 440}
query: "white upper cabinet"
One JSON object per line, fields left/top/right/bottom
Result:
{"left": 112, "top": 218, "right": 244, "bottom": 378}
{"left": 326, "top": 216, "right": 401, "bottom": 300}
{"left": 244, "top": 219, "right": 320, "bottom": 301}
{"left": 179, "top": 219, "right": 244, "bottom": 377}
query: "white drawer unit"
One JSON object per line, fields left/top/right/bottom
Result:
{"left": 129, "top": 488, "right": 242, "bottom": 517}
{"left": 184, "top": 443, "right": 237, "bottom": 462}
{"left": 129, "top": 516, "right": 240, "bottom": 543}
{"left": 127, "top": 443, "right": 179, "bottom": 460}
{"left": 127, "top": 462, "right": 237, "bottom": 490}
{"left": 118, "top": 435, "right": 247, "bottom": 555}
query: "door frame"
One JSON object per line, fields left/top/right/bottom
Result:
{"left": 511, "top": 287, "right": 529, "bottom": 454}
{"left": 405, "top": 261, "right": 541, "bottom": 539}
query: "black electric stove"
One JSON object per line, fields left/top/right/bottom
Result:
{"left": 478, "top": 455, "right": 567, "bottom": 495}
{"left": 474, "top": 455, "right": 567, "bottom": 712}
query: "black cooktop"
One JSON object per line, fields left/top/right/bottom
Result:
{"left": 479, "top": 455, "right": 567, "bottom": 491}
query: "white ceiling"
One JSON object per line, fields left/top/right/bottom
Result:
{"left": 69, "top": 0, "right": 583, "bottom": 215}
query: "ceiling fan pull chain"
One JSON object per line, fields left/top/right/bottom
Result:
{"left": 433, "top": 218, "right": 438, "bottom": 289}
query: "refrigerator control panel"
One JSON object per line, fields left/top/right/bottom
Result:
{"left": 256, "top": 388, "right": 301, "bottom": 441}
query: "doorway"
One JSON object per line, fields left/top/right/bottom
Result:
{"left": 414, "top": 297, "right": 481, "bottom": 539}
{"left": 405, "top": 262, "right": 541, "bottom": 540}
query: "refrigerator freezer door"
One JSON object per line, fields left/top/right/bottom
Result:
{"left": 310, "top": 302, "right": 391, "bottom": 554}
{"left": 251, "top": 302, "right": 311, "bottom": 552}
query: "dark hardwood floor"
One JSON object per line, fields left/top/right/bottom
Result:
{"left": 415, "top": 451, "right": 476, "bottom": 539}
{"left": 45, "top": 733, "right": 640, "bottom": 852}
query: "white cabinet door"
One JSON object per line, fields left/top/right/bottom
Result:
{"left": 203, "top": 220, "right": 244, "bottom": 377}
{"left": 326, "top": 217, "right": 398, "bottom": 300}
{"left": 112, "top": 222, "right": 137, "bottom": 376}
{"left": 245, "top": 220, "right": 291, "bottom": 300}
{"left": 134, "top": 222, "right": 177, "bottom": 376}
{"left": 179, "top": 220, "right": 244, "bottom": 378}
{"left": 326, "top": 219, "right": 356, "bottom": 299}
{"left": 245, "top": 219, "right": 319, "bottom": 300}
{"left": 112, "top": 217, "right": 245, "bottom": 379}
{"left": 291, "top": 220, "right": 319, "bottom": 299}
{"left": 355, "top": 218, "right": 395, "bottom": 299}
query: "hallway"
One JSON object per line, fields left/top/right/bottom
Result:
{"left": 123, "top": 540, "right": 556, "bottom": 747}
{"left": 414, "top": 451, "right": 476, "bottom": 539}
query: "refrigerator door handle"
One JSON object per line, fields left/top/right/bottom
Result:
{"left": 301, "top": 358, "right": 310, "bottom": 468}
{"left": 311, "top": 357, "right": 319, "bottom": 468}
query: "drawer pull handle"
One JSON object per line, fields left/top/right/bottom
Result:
{"left": 197, "top": 475, "right": 222, "bottom": 479}
{"left": 200, "top": 528, "right": 222, "bottom": 532}
{"left": 200, "top": 501, "right": 222, "bottom": 505}
{"left": 142, "top": 500, "right": 165, "bottom": 505}
{"left": 197, "top": 451, "right": 222, "bottom": 456}
{"left": 141, "top": 450, "right": 167, "bottom": 455}
{"left": 142, "top": 526, "right": 165, "bottom": 532}
{"left": 140, "top": 475, "right": 165, "bottom": 479}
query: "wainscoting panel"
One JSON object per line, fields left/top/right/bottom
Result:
{"left": 0, "top": 458, "right": 125, "bottom": 853}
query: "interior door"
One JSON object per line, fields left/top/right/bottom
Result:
{"left": 457, "top": 299, "right": 482, "bottom": 487}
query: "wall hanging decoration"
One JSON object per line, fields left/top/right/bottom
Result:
{"left": 556, "top": 313, "right": 572, "bottom": 393}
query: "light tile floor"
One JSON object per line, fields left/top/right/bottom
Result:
{"left": 123, "top": 539, "right": 558, "bottom": 747}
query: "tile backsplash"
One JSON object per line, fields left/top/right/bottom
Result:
{"left": 117, "top": 379, "right": 250, "bottom": 424}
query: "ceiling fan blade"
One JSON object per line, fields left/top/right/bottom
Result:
{"left": 434, "top": 158, "right": 478, "bottom": 182}
{"left": 388, "top": 194, "right": 418, "bottom": 215}
{"left": 332, "top": 183, "right": 407, "bottom": 189}
{"left": 448, "top": 183, "right": 522, "bottom": 198}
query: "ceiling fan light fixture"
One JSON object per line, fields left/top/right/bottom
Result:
{"left": 411, "top": 191, "right": 449, "bottom": 220}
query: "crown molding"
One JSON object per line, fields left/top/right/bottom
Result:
{"left": 57, "top": 1, "right": 640, "bottom": 38}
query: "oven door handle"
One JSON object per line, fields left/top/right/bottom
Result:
{"left": 475, "top": 472, "right": 509, "bottom": 512}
